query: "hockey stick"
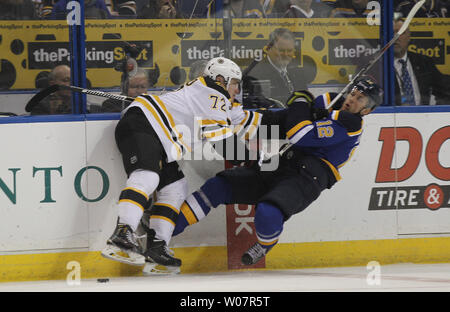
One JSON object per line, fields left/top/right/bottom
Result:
{"left": 323, "top": 0, "right": 425, "bottom": 111}
{"left": 272, "top": 0, "right": 425, "bottom": 158}
{"left": 25, "top": 84, "right": 135, "bottom": 112}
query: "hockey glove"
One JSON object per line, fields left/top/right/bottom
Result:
{"left": 286, "top": 90, "right": 315, "bottom": 107}
{"left": 310, "top": 107, "right": 329, "bottom": 121}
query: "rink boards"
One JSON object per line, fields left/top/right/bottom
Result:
{"left": 0, "top": 108, "right": 449, "bottom": 282}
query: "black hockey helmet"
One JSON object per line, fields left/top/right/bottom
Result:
{"left": 351, "top": 76, "right": 384, "bottom": 110}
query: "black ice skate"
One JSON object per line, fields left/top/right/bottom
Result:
{"left": 241, "top": 242, "right": 272, "bottom": 265}
{"left": 142, "top": 229, "right": 181, "bottom": 275}
{"left": 101, "top": 222, "right": 145, "bottom": 266}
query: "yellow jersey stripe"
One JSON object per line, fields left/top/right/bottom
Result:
{"left": 118, "top": 199, "right": 145, "bottom": 212}
{"left": 348, "top": 128, "right": 363, "bottom": 136}
{"left": 198, "top": 76, "right": 207, "bottom": 86}
{"left": 135, "top": 97, "right": 182, "bottom": 159}
{"left": 325, "top": 93, "right": 331, "bottom": 106}
{"left": 198, "top": 119, "right": 228, "bottom": 126}
{"left": 203, "top": 127, "right": 232, "bottom": 139}
{"left": 244, "top": 111, "right": 262, "bottom": 140}
{"left": 320, "top": 158, "right": 342, "bottom": 181}
{"left": 286, "top": 120, "right": 313, "bottom": 139}
{"left": 180, "top": 202, "right": 198, "bottom": 225}
{"left": 123, "top": 187, "right": 149, "bottom": 201}
{"left": 331, "top": 110, "right": 340, "bottom": 120}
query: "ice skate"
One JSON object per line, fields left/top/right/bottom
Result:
{"left": 241, "top": 242, "right": 272, "bottom": 265}
{"left": 101, "top": 222, "right": 145, "bottom": 266}
{"left": 142, "top": 228, "right": 181, "bottom": 275}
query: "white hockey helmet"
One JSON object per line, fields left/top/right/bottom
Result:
{"left": 203, "top": 57, "right": 242, "bottom": 88}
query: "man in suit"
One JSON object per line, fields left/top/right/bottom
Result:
{"left": 393, "top": 18, "right": 450, "bottom": 105}
{"left": 30, "top": 65, "right": 72, "bottom": 115}
{"left": 242, "top": 28, "right": 308, "bottom": 108}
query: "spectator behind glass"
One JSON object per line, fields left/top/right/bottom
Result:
{"left": 0, "top": 0, "right": 37, "bottom": 19}
{"left": 101, "top": 69, "right": 151, "bottom": 112}
{"left": 138, "top": 0, "right": 183, "bottom": 18}
{"left": 262, "top": 0, "right": 291, "bottom": 17}
{"left": 283, "top": 0, "right": 333, "bottom": 17}
{"left": 329, "top": 0, "right": 377, "bottom": 17}
{"left": 30, "top": 65, "right": 72, "bottom": 115}
{"left": 34, "top": 0, "right": 56, "bottom": 19}
{"left": 392, "top": 18, "right": 450, "bottom": 105}
{"left": 51, "top": 0, "right": 111, "bottom": 19}
{"left": 242, "top": 28, "right": 309, "bottom": 108}
{"left": 227, "top": 0, "right": 266, "bottom": 18}
{"left": 396, "top": 0, "right": 450, "bottom": 18}
{"left": 108, "top": 0, "right": 137, "bottom": 17}
{"left": 177, "top": 0, "right": 213, "bottom": 18}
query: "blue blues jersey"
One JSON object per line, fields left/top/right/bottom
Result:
{"left": 284, "top": 92, "right": 363, "bottom": 181}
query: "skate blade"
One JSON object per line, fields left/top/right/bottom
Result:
{"left": 142, "top": 261, "right": 180, "bottom": 275}
{"left": 101, "top": 244, "right": 145, "bottom": 266}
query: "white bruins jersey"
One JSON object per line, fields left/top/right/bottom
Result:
{"left": 123, "top": 76, "right": 262, "bottom": 162}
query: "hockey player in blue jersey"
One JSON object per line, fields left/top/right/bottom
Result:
{"left": 171, "top": 76, "right": 383, "bottom": 265}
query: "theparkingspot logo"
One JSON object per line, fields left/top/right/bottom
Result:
{"left": 369, "top": 126, "right": 450, "bottom": 211}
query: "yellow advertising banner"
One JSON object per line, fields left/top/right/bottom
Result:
{"left": 0, "top": 18, "right": 448, "bottom": 90}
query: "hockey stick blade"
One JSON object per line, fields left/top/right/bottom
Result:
{"left": 25, "top": 84, "right": 135, "bottom": 113}
{"left": 25, "top": 84, "right": 61, "bottom": 112}
{"left": 399, "top": 0, "right": 425, "bottom": 35}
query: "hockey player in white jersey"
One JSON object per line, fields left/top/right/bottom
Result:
{"left": 101, "top": 57, "right": 263, "bottom": 273}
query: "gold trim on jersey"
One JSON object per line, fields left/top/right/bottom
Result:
{"left": 331, "top": 110, "right": 340, "bottom": 121}
{"left": 202, "top": 127, "right": 232, "bottom": 140}
{"left": 233, "top": 110, "right": 262, "bottom": 140}
{"left": 348, "top": 128, "right": 363, "bottom": 136}
{"left": 320, "top": 158, "right": 342, "bottom": 181}
{"left": 244, "top": 111, "right": 262, "bottom": 140}
{"left": 198, "top": 76, "right": 207, "bottom": 86}
{"left": 325, "top": 93, "right": 332, "bottom": 106}
{"left": 286, "top": 120, "right": 313, "bottom": 139}
{"left": 198, "top": 119, "right": 229, "bottom": 126}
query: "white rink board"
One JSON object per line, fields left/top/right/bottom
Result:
{"left": 0, "top": 111, "right": 449, "bottom": 255}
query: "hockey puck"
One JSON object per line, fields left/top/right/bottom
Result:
{"left": 97, "top": 278, "right": 109, "bottom": 283}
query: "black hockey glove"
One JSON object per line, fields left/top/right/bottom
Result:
{"left": 310, "top": 107, "right": 329, "bottom": 121}
{"left": 286, "top": 90, "right": 315, "bottom": 107}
